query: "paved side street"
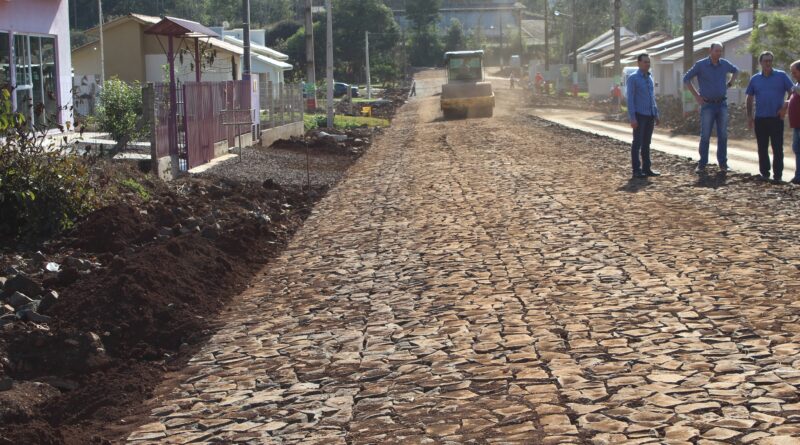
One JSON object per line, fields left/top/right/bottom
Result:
{"left": 127, "top": 85, "right": 800, "bottom": 444}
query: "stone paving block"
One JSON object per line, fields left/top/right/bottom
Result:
{"left": 126, "top": 87, "right": 800, "bottom": 444}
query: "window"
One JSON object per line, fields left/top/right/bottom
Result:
{"left": 0, "top": 33, "right": 9, "bottom": 89}
{"left": 448, "top": 56, "right": 483, "bottom": 82}
{"left": 10, "top": 34, "right": 59, "bottom": 128}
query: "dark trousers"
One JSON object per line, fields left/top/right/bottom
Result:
{"left": 631, "top": 113, "right": 655, "bottom": 174}
{"left": 754, "top": 117, "right": 784, "bottom": 179}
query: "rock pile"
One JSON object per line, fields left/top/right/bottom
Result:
{"left": 0, "top": 251, "right": 103, "bottom": 330}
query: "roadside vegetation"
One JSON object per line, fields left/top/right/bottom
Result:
{"left": 0, "top": 86, "right": 159, "bottom": 242}
{"left": 304, "top": 114, "right": 390, "bottom": 131}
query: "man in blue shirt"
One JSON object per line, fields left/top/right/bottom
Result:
{"left": 746, "top": 51, "right": 794, "bottom": 182}
{"left": 627, "top": 53, "right": 660, "bottom": 179}
{"left": 683, "top": 42, "right": 739, "bottom": 174}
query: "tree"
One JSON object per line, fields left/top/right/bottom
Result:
{"left": 284, "top": 0, "right": 401, "bottom": 83}
{"left": 444, "top": 18, "right": 466, "bottom": 52}
{"left": 749, "top": 11, "right": 800, "bottom": 70}
{"left": 251, "top": 0, "right": 293, "bottom": 25}
{"left": 409, "top": 32, "right": 444, "bottom": 67}
{"left": 332, "top": 0, "right": 400, "bottom": 79}
{"left": 624, "top": 0, "right": 669, "bottom": 34}
{"left": 267, "top": 19, "right": 302, "bottom": 46}
{"left": 404, "top": 0, "right": 443, "bottom": 67}
{"left": 285, "top": 22, "right": 326, "bottom": 81}
{"left": 405, "top": 0, "right": 441, "bottom": 33}
{"left": 696, "top": 0, "right": 745, "bottom": 20}
{"left": 97, "top": 77, "right": 144, "bottom": 151}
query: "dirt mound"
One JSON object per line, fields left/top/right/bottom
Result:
{"left": 0, "top": 177, "right": 325, "bottom": 445}
{"left": 70, "top": 204, "right": 150, "bottom": 254}
{"left": 272, "top": 127, "right": 376, "bottom": 158}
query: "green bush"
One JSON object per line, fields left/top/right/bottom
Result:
{"left": 96, "top": 77, "right": 144, "bottom": 151}
{"left": 119, "top": 178, "right": 150, "bottom": 201}
{"left": 0, "top": 89, "right": 98, "bottom": 239}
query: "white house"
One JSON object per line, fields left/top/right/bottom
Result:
{"left": 208, "top": 27, "right": 293, "bottom": 93}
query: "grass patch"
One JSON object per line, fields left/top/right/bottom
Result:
{"left": 119, "top": 178, "right": 151, "bottom": 201}
{"left": 304, "top": 114, "right": 390, "bottom": 131}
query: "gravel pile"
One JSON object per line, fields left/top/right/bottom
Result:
{"left": 200, "top": 127, "right": 379, "bottom": 187}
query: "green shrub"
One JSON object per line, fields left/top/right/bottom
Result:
{"left": 96, "top": 77, "right": 144, "bottom": 151}
{"left": 119, "top": 178, "right": 150, "bottom": 201}
{"left": 0, "top": 89, "right": 98, "bottom": 239}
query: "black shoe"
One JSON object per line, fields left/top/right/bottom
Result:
{"left": 632, "top": 171, "right": 647, "bottom": 179}
{"left": 644, "top": 170, "right": 660, "bottom": 177}
{"left": 756, "top": 174, "right": 769, "bottom": 181}
{"left": 695, "top": 164, "right": 706, "bottom": 174}
{"left": 791, "top": 177, "right": 800, "bottom": 185}
{"left": 772, "top": 177, "right": 783, "bottom": 184}
{"left": 720, "top": 165, "right": 733, "bottom": 173}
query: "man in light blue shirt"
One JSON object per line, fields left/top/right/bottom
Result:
{"left": 627, "top": 53, "right": 660, "bottom": 179}
{"left": 683, "top": 42, "right": 739, "bottom": 174}
{"left": 746, "top": 51, "right": 793, "bottom": 182}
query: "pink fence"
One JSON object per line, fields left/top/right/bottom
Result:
{"left": 147, "top": 80, "right": 254, "bottom": 171}
{"left": 150, "top": 83, "right": 181, "bottom": 159}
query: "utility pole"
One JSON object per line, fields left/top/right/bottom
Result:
{"left": 683, "top": 0, "right": 693, "bottom": 112}
{"left": 516, "top": 4, "right": 523, "bottom": 55}
{"left": 325, "top": 0, "right": 334, "bottom": 128}
{"left": 544, "top": 0, "right": 549, "bottom": 72}
{"left": 683, "top": 0, "right": 693, "bottom": 75}
{"left": 98, "top": 0, "right": 105, "bottom": 86}
{"left": 752, "top": 0, "right": 758, "bottom": 75}
{"left": 499, "top": 15, "right": 504, "bottom": 64}
{"left": 242, "top": 0, "right": 251, "bottom": 80}
{"left": 613, "top": 0, "right": 620, "bottom": 78}
{"left": 570, "top": 0, "right": 576, "bottom": 74}
{"left": 305, "top": 0, "right": 316, "bottom": 110}
{"left": 365, "top": 31, "right": 372, "bottom": 100}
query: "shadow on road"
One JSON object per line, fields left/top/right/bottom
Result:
{"left": 617, "top": 178, "right": 653, "bottom": 193}
{"left": 691, "top": 171, "right": 728, "bottom": 189}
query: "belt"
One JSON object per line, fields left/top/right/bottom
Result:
{"left": 703, "top": 97, "right": 726, "bottom": 104}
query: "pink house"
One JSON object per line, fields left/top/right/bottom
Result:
{"left": 0, "top": 0, "right": 73, "bottom": 127}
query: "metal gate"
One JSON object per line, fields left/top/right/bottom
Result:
{"left": 182, "top": 80, "right": 252, "bottom": 170}
{"left": 152, "top": 83, "right": 187, "bottom": 170}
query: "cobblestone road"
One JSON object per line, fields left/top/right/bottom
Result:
{"left": 127, "top": 80, "right": 800, "bottom": 444}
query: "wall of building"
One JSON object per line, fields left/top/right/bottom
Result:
{"left": 0, "top": 0, "right": 72, "bottom": 124}
{"left": 72, "top": 44, "right": 102, "bottom": 78}
{"left": 144, "top": 52, "right": 240, "bottom": 84}
{"left": 725, "top": 36, "right": 755, "bottom": 76}
{"left": 103, "top": 20, "right": 145, "bottom": 83}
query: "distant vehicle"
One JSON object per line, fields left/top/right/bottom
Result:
{"left": 334, "top": 82, "right": 359, "bottom": 98}
{"left": 441, "top": 50, "right": 495, "bottom": 119}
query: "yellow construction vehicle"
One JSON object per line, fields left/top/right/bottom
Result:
{"left": 441, "top": 50, "right": 495, "bottom": 119}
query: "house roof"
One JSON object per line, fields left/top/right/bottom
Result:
{"left": 84, "top": 13, "right": 160, "bottom": 35}
{"left": 576, "top": 27, "right": 636, "bottom": 55}
{"left": 145, "top": 16, "right": 219, "bottom": 38}
{"left": 205, "top": 38, "right": 244, "bottom": 55}
{"left": 580, "top": 35, "right": 637, "bottom": 61}
{"left": 643, "top": 22, "right": 738, "bottom": 61}
{"left": 588, "top": 33, "right": 670, "bottom": 66}
{"left": 71, "top": 39, "right": 100, "bottom": 54}
{"left": 254, "top": 54, "right": 293, "bottom": 71}
{"left": 660, "top": 26, "right": 753, "bottom": 62}
{"left": 222, "top": 36, "right": 289, "bottom": 61}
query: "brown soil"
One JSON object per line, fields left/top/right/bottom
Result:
{"left": 0, "top": 177, "right": 326, "bottom": 445}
